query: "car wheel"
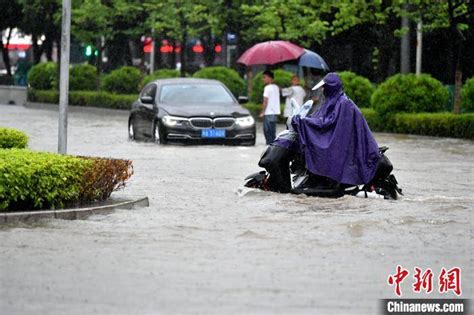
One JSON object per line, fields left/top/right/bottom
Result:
{"left": 153, "top": 121, "right": 167, "bottom": 144}
{"left": 128, "top": 118, "right": 137, "bottom": 140}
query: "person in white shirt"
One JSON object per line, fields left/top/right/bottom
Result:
{"left": 259, "top": 70, "right": 280, "bottom": 144}
{"left": 282, "top": 75, "right": 306, "bottom": 118}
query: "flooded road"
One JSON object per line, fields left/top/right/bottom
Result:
{"left": 1, "top": 103, "right": 473, "bottom": 314}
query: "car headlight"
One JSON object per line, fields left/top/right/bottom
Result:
{"left": 235, "top": 116, "right": 255, "bottom": 127}
{"left": 162, "top": 115, "right": 188, "bottom": 127}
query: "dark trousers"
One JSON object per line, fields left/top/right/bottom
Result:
{"left": 263, "top": 114, "right": 278, "bottom": 145}
{"left": 258, "top": 145, "right": 292, "bottom": 193}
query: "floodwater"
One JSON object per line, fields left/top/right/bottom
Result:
{"left": 0, "top": 103, "right": 472, "bottom": 315}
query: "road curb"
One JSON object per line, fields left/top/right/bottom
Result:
{"left": 0, "top": 197, "right": 149, "bottom": 224}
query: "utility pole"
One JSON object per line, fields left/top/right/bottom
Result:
{"left": 416, "top": 21, "right": 422, "bottom": 76}
{"left": 58, "top": 0, "right": 71, "bottom": 154}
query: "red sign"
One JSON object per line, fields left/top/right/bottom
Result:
{"left": 6, "top": 43, "right": 31, "bottom": 50}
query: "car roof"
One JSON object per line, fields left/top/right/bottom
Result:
{"left": 151, "top": 78, "right": 222, "bottom": 85}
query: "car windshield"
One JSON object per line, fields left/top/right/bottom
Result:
{"left": 159, "top": 84, "right": 234, "bottom": 104}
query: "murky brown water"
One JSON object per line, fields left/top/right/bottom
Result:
{"left": 1, "top": 104, "right": 473, "bottom": 314}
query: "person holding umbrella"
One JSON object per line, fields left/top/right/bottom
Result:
{"left": 259, "top": 70, "right": 280, "bottom": 145}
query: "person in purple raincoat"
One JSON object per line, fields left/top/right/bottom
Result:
{"left": 292, "top": 72, "right": 380, "bottom": 186}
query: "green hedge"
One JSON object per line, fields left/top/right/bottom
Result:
{"left": 371, "top": 73, "right": 449, "bottom": 116}
{"left": 0, "top": 149, "right": 133, "bottom": 211}
{"left": 28, "top": 90, "right": 137, "bottom": 110}
{"left": 102, "top": 66, "right": 142, "bottom": 94}
{"left": 141, "top": 69, "right": 180, "bottom": 88}
{"left": 338, "top": 71, "right": 375, "bottom": 108}
{"left": 461, "top": 77, "right": 474, "bottom": 112}
{"left": 27, "top": 62, "right": 58, "bottom": 90}
{"left": 193, "top": 66, "right": 246, "bottom": 98}
{"left": 359, "top": 109, "right": 473, "bottom": 139}
{"left": 390, "top": 113, "right": 473, "bottom": 139}
{"left": 70, "top": 64, "right": 99, "bottom": 91}
{"left": 360, "top": 108, "right": 384, "bottom": 131}
{"left": 250, "top": 69, "right": 294, "bottom": 103}
{"left": 0, "top": 149, "right": 92, "bottom": 210}
{"left": 0, "top": 128, "right": 28, "bottom": 149}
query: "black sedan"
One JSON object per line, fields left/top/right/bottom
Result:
{"left": 128, "top": 78, "right": 256, "bottom": 146}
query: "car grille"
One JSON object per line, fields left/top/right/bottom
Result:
{"left": 189, "top": 117, "right": 236, "bottom": 129}
{"left": 189, "top": 118, "right": 213, "bottom": 128}
{"left": 214, "top": 118, "right": 235, "bottom": 128}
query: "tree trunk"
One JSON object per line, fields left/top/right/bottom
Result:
{"left": 180, "top": 32, "right": 187, "bottom": 77}
{"left": 44, "top": 37, "right": 54, "bottom": 61}
{"left": 108, "top": 34, "right": 132, "bottom": 70}
{"left": 155, "top": 35, "right": 163, "bottom": 70}
{"left": 31, "top": 34, "right": 43, "bottom": 64}
{"left": 400, "top": 10, "right": 410, "bottom": 73}
{"left": 0, "top": 28, "right": 13, "bottom": 77}
{"left": 452, "top": 35, "right": 463, "bottom": 114}
{"left": 202, "top": 31, "right": 215, "bottom": 67}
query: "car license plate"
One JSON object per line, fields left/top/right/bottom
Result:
{"left": 201, "top": 129, "right": 226, "bottom": 138}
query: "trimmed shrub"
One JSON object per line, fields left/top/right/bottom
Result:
{"left": 79, "top": 156, "right": 133, "bottom": 201}
{"left": 461, "top": 77, "right": 474, "bottom": 112}
{"left": 0, "top": 128, "right": 28, "bottom": 149}
{"left": 141, "top": 69, "right": 180, "bottom": 88}
{"left": 250, "top": 69, "right": 294, "bottom": 103}
{"left": 27, "top": 62, "right": 58, "bottom": 90}
{"left": 28, "top": 90, "right": 137, "bottom": 110}
{"left": 69, "top": 91, "right": 136, "bottom": 110}
{"left": 193, "top": 66, "right": 246, "bottom": 98}
{"left": 371, "top": 73, "right": 449, "bottom": 116}
{"left": 27, "top": 89, "right": 58, "bottom": 103}
{"left": 358, "top": 110, "right": 473, "bottom": 139}
{"left": 391, "top": 112, "right": 473, "bottom": 139}
{"left": 0, "top": 149, "right": 133, "bottom": 211}
{"left": 70, "top": 64, "right": 99, "bottom": 91}
{"left": 360, "top": 108, "right": 384, "bottom": 131}
{"left": 102, "top": 66, "right": 142, "bottom": 94}
{"left": 0, "top": 149, "right": 92, "bottom": 210}
{"left": 338, "top": 71, "right": 375, "bottom": 108}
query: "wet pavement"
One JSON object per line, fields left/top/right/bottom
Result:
{"left": 0, "top": 103, "right": 473, "bottom": 314}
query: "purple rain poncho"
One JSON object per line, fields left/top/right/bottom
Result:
{"left": 291, "top": 73, "right": 380, "bottom": 185}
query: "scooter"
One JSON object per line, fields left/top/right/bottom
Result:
{"left": 244, "top": 99, "right": 403, "bottom": 200}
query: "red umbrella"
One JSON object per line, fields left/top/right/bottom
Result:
{"left": 237, "top": 40, "right": 305, "bottom": 66}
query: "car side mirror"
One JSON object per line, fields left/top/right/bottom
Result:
{"left": 140, "top": 96, "right": 154, "bottom": 104}
{"left": 238, "top": 96, "right": 248, "bottom": 104}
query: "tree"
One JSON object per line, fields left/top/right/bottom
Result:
{"left": 0, "top": 0, "right": 23, "bottom": 77}
{"left": 144, "top": 0, "right": 215, "bottom": 76}
{"left": 396, "top": 0, "right": 474, "bottom": 113}
{"left": 19, "top": 0, "right": 61, "bottom": 63}
{"left": 240, "top": 0, "right": 330, "bottom": 47}
{"left": 72, "top": 0, "right": 148, "bottom": 71}
{"left": 72, "top": 0, "right": 113, "bottom": 70}
{"left": 328, "top": 0, "right": 400, "bottom": 82}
